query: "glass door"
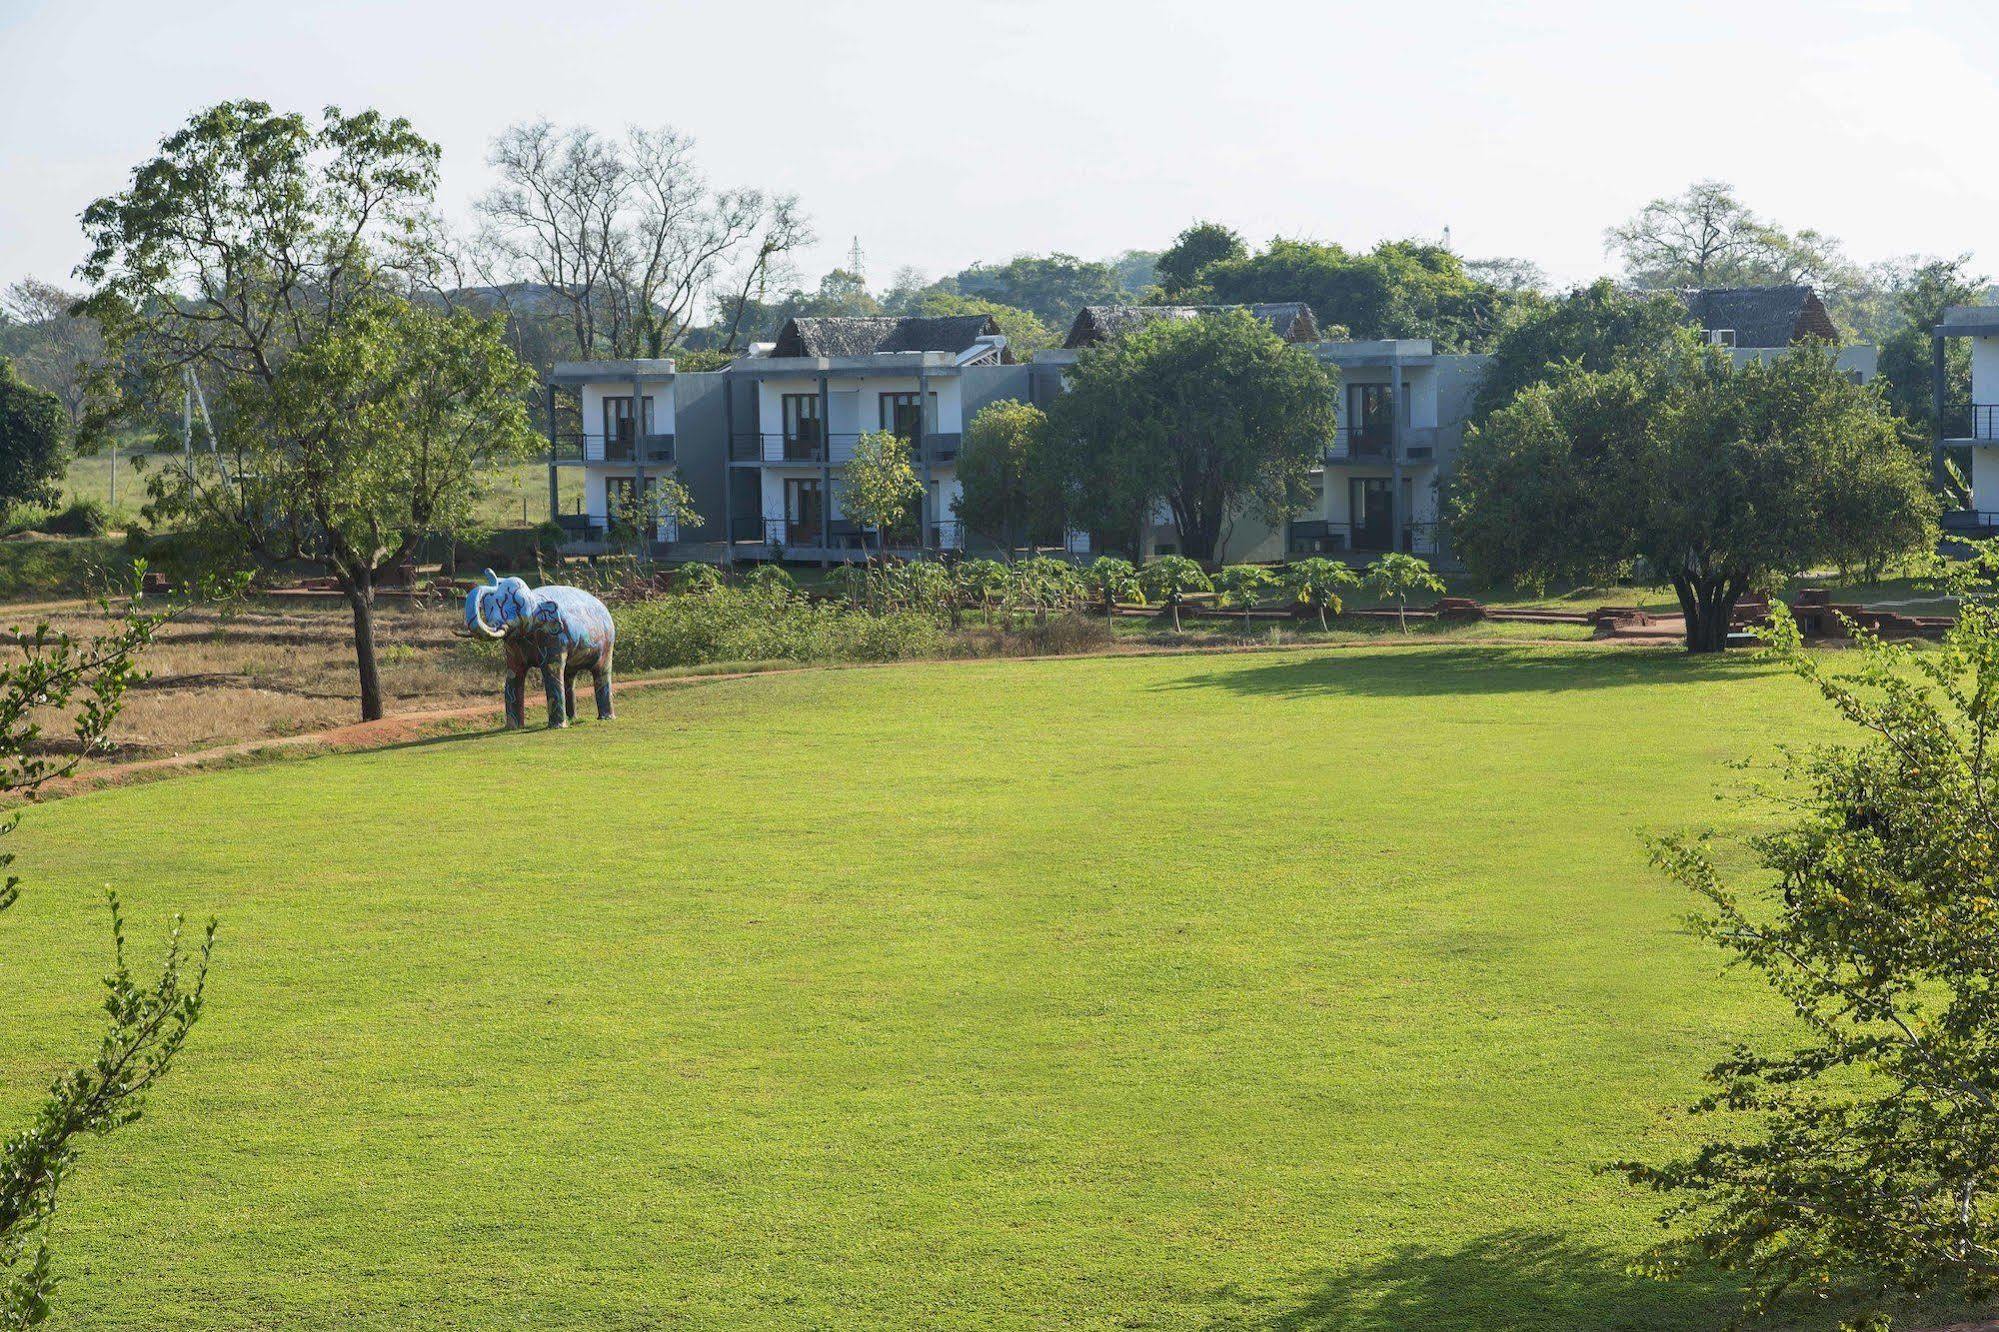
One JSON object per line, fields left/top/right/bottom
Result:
{"left": 784, "top": 478, "right": 824, "bottom": 546}
{"left": 1350, "top": 477, "right": 1394, "bottom": 552}
{"left": 1348, "top": 384, "right": 1394, "bottom": 459}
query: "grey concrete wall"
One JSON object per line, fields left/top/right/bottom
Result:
{"left": 671, "top": 371, "right": 729, "bottom": 541}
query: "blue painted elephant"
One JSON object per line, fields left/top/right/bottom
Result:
{"left": 462, "top": 570, "right": 617, "bottom": 730}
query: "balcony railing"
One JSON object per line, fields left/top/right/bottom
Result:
{"left": 595, "top": 431, "right": 675, "bottom": 463}
{"left": 1288, "top": 520, "right": 1439, "bottom": 556}
{"left": 1322, "top": 425, "right": 1440, "bottom": 464}
{"left": 1977, "top": 404, "right": 1999, "bottom": 442}
{"left": 729, "top": 432, "right": 961, "bottom": 465}
{"left": 754, "top": 516, "right": 963, "bottom": 552}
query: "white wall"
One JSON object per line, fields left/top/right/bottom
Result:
{"left": 1972, "top": 336, "right": 1999, "bottom": 427}
{"left": 577, "top": 379, "right": 674, "bottom": 460}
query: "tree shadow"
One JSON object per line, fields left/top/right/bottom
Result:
{"left": 1156, "top": 645, "right": 1775, "bottom": 700}
{"left": 1208, "top": 1229, "right": 1745, "bottom": 1332}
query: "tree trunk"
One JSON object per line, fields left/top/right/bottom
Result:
{"left": 1673, "top": 573, "right": 1741, "bottom": 654}
{"left": 344, "top": 574, "right": 385, "bottom": 721}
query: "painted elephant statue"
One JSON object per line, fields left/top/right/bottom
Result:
{"left": 462, "top": 570, "right": 617, "bottom": 730}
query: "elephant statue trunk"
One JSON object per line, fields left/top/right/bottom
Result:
{"left": 462, "top": 569, "right": 617, "bottom": 730}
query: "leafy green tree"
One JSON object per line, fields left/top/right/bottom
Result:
{"left": 1619, "top": 550, "right": 1999, "bottom": 1325}
{"left": 611, "top": 476, "right": 702, "bottom": 567}
{"left": 910, "top": 293, "right": 1053, "bottom": 359}
{"left": 1472, "top": 280, "right": 1696, "bottom": 420}
{"left": 954, "top": 399, "right": 1058, "bottom": 555}
{"left": 1284, "top": 556, "right": 1358, "bottom": 631}
{"left": 1199, "top": 238, "right": 1528, "bottom": 352}
{"left": 1606, "top": 179, "right": 1816, "bottom": 289}
{"left": 950, "top": 253, "right": 1126, "bottom": 326}
{"left": 1045, "top": 310, "right": 1337, "bottom": 562}
{"left": 1450, "top": 344, "right": 1936, "bottom": 652}
{"left": 1363, "top": 552, "right": 1445, "bottom": 633}
{"left": 1156, "top": 222, "right": 1247, "bottom": 297}
{"left": 1140, "top": 555, "right": 1211, "bottom": 632}
{"left": 147, "top": 297, "right": 536, "bottom": 719}
{"left": 1, "top": 584, "right": 214, "bottom": 1329}
{"left": 0, "top": 358, "right": 69, "bottom": 519}
{"left": 1212, "top": 564, "right": 1271, "bottom": 632}
{"left": 1109, "top": 250, "right": 1159, "bottom": 298}
{"left": 1082, "top": 556, "right": 1141, "bottom": 615}
{"left": 1874, "top": 255, "right": 1987, "bottom": 439}
{"left": 842, "top": 430, "right": 924, "bottom": 559}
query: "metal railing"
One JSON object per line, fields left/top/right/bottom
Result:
{"left": 754, "top": 516, "right": 962, "bottom": 552}
{"left": 1977, "top": 405, "right": 1999, "bottom": 442}
{"left": 1287, "top": 520, "right": 1439, "bottom": 556}
{"left": 1322, "top": 425, "right": 1439, "bottom": 464}
{"left": 728, "top": 432, "right": 961, "bottom": 465}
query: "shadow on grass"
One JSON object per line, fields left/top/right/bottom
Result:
{"left": 1156, "top": 645, "right": 1775, "bottom": 699}
{"left": 1211, "top": 1229, "right": 1744, "bottom": 1332}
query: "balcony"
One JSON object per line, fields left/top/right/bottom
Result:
{"left": 729, "top": 432, "right": 962, "bottom": 465}
{"left": 747, "top": 516, "right": 965, "bottom": 556}
{"left": 1977, "top": 405, "right": 1999, "bottom": 442}
{"left": 1287, "top": 520, "right": 1439, "bottom": 556}
{"left": 596, "top": 431, "right": 675, "bottom": 464}
{"left": 1321, "top": 425, "right": 1438, "bottom": 465}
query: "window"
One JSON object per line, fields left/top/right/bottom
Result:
{"left": 781, "top": 393, "right": 822, "bottom": 460}
{"left": 1708, "top": 329, "right": 1737, "bottom": 348}
{"left": 879, "top": 392, "right": 938, "bottom": 444}
{"left": 602, "top": 396, "right": 654, "bottom": 459}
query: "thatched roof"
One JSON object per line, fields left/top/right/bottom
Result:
{"left": 770, "top": 315, "right": 1007, "bottom": 359}
{"left": 1063, "top": 302, "right": 1320, "bottom": 349}
{"left": 1679, "top": 286, "right": 1838, "bottom": 348}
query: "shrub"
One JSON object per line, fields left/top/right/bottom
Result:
{"left": 40, "top": 498, "right": 110, "bottom": 537}
{"left": 615, "top": 586, "right": 944, "bottom": 672}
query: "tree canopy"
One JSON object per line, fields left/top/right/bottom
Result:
{"left": 1155, "top": 222, "right": 1246, "bottom": 298}
{"left": 949, "top": 253, "right": 1127, "bottom": 326}
{"left": 1604, "top": 179, "right": 1860, "bottom": 307}
{"left": 0, "top": 357, "right": 69, "bottom": 517}
{"left": 953, "top": 399, "right": 1060, "bottom": 554}
{"left": 1044, "top": 309, "right": 1337, "bottom": 562}
{"left": 1471, "top": 279, "right": 1695, "bottom": 420}
{"left": 1197, "top": 238, "right": 1532, "bottom": 352}
{"left": 1449, "top": 343, "right": 1936, "bottom": 651}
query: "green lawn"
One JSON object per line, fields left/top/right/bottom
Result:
{"left": 0, "top": 644, "right": 1937, "bottom": 1329}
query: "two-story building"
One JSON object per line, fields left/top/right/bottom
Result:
{"left": 1935, "top": 305, "right": 1999, "bottom": 534}
{"left": 542, "top": 284, "right": 1876, "bottom": 568}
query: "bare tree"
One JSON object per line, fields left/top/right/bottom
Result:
{"left": 474, "top": 121, "right": 809, "bottom": 360}
{"left": 3, "top": 279, "right": 115, "bottom": 446}
{"left": 1605, "top": 179, "right": 1781, "bottom": 289}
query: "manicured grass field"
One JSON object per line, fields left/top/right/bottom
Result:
{"left": 0, "top": 644, "right": 1882, "bottom": 1329}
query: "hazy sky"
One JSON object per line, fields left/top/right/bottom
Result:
{"left": 3, "top": 0, "right": 1995, "bottom": 294}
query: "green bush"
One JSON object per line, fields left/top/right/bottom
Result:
{"left": 38, "top": 498, "right": 110, "bottom": 537}
{"left": 616, "top": 586, "right": 943, "bottom": 672}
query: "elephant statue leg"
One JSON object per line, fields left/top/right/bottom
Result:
{"left": 562, "top": 667, "right": 579, "bottom": 723}
{"left": 503, "top": 670, "right": 526, "bottom": 730}
{"left": 593, "top": 647, "right": 614, "bottom": 721}
{"left": 541, "top": 650, "right": 569, "bottom": 729}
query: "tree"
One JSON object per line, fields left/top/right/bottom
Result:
{"left": 1, "top": 281, "right": 117, "bottom": 450}
{"left": 1605, "top": 180, "right": 1860, "bottom": 303}
{"left": 0, "top": 358, "right": 68, "bottom": 519}
{"left": 1045, "top": 310, "right": 1337, "bottom": 563}
{"left": 1109, "top": 250, "right": 1159, "bottom": 298}
{"left": 1199, "top": 238, "right": 1529, "bottom": 352}
{"left": 475, "top": 120, "right": 808, "bottom": 359}
{"left": 1872, "top": 255, "right": 1987, "bottom": 439}
{"left": 1156, "top": 222, "right": 1246, "bottom": 297}
{"left": 954, "top": 399, "right": 1057, "bottom": 554}
{"left": 1212, "top": 564, "right": 1271, "bottom": 632}
{"left": 1472, "top": 280, "right": 1695, "bottom": 420}
{"left": 147, "top": 297, "right": 536, "bottom": 719}
{"left": 949, "top": 253, "right": 1126, "bottom": 326}
{"left": 1363, "top": 552, "right": 1445, "bottom": 633}
{"left": 1, "top": 584, "right": 214, "bottom": 1328}
{"left": 842, "top": 430, "right": 923, "bottom": 559}
{"left": 1082, "top": 556, "right": 1140, "bottom": 616}
{"left": 1618, "top": 552, "right": 1999, "bottom": 1325}
{"left": 1284, "top": 557, "right": 1358, "bottom": 631}
{"left": 911, "top": 293, "right": 1053, "bottom": 359}
{"left": 611, "top": 476, "right": 701, "bottom": 567}
{"left": 1450, "top": 343, "right": 1937, "bottom": 652}
{"left": 1140, "top": 555, "right": 1211, "bottom": 632}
